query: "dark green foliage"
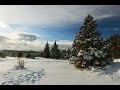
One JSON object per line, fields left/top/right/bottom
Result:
{"left": 70, "top": 14, "right": 113, "bottom": 69}
{"left": 60, "top": 49, "right": 67, "bottom": 60}
{"left": 39, "top": 52, "right": 43, "bottom": 57}
{"left": 50, "top": 40, "right": 60, "bottom": 59}
{"left": 17, "top": 52, "right": 23, "bottom": 57}
{"left": 25, "top": 51, "right": 36, "bottom": 59}
{"left": 0, "top": 52, "right": 6, "bottom": 58}
{"left": 106, "top": 34, "right": 120, "bottom": 59}
{"left": 26, "top": 52, "right": 31, "bottom": 58}
{"left": 43, "top": 41, "right": 50, "bottom": 58}
{"left": 59, "top": 48, "right": 71, "bottom": 60}
{"left": 65, "top": 48, "right": 71, "bottom": 59}
{"left": 1, "top": 50, "right": 41, "bottom": 58}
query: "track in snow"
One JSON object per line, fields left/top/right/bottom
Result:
{"left": 1, "top": 69, "right": 45, "bottom": 85}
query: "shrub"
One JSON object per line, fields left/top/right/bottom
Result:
{"left": 14, "top": 57, "right": 26, "bottom": 70}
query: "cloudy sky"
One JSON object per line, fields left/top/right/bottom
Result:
{"left": 0, "top": 5, "right": 119, "bottom": 51}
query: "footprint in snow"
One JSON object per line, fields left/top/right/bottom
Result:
{"left": 1, "top": 69, "right": 45, "bottom": 85}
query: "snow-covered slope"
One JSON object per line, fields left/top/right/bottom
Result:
{"left": 0, "top": 57, "right": 120, "bottom": 85}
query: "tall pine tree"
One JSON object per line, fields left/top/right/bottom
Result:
{"left": 70, "top": 14, "right": 113, "bottom": 69}
{"left": 50, "top": 40, "right": 60, "bottom": 59}
{"left": 43, "top": 41, "right": 50, "bottom": 58}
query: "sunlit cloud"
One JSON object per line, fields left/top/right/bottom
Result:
{"left": 96, "top": 15, "right": 117, "bottom": 20}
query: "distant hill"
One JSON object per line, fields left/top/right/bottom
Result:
{"left": 0, "top": 50, "right": 42, "bottom": 58}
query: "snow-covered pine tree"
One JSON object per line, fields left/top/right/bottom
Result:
{"left": 43, "top": 41, "right": 50, "bottom": 58}
{"left": 60, "top": 49, "right": 67, "bottom": 60}
{"left": 50, "top": 40, "right": 60, "bottom": 59}
{"left": 65, "top": 48, "right": 71, "bottom": 59}
{"left": 70, "top": 14, "right": 113, "bottom": 69}
{"left": 59, "top": 48, "right": 71, "bottom": 60}
{"left": 106, "top": 34, "right": 120, "bottom": 59}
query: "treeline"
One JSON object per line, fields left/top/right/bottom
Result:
{"left": 0, "top": 50, "right": 43, "bottom": 59}
{"left": 0, "top": 44, "right": 71, "bottom": 60}
{"left": 43, "top": 40, "right": 71, "bottom": 60}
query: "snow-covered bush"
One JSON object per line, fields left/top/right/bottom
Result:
{"left": 14, "top": 57, "right": 26, "bottom": 70}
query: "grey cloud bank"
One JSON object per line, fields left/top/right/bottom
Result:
{"left": 17, "top": 33, "right": 38, "bottom": 42}
{"left": 0, "top": 5, "right": 119, "bottom": 26}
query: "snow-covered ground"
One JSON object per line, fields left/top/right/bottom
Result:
{"left": 0, "top": 57, "right": 120, "bottom": 85}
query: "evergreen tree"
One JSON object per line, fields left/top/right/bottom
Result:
{"left": 60, "top": 49, "right": 67, "bottom": 60}
{"left": 40, "top": 52, "right": 43, "bottom": 57}
{"left": 70, "top": 14, "right": 113, "bottom": 69}
{"left": 106, "top": 34, "right": 120, "bottom": 59}
{"left": 43, "top": 41, "right": 50, "bottom": 58}
{"left": 65, "top": 48, "right": 71, "bottom": 59}
{"left": 50, "top": 40, "right": 60, "bottom": 59}
{"left": 59, "top": 48, "right": 71, "bottom": 60}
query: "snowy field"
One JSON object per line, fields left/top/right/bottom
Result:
{"left": 0, "top": 57, "right": 120, "bottom": 85}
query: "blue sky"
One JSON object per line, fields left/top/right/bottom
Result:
{"left": 0, "top": 5, "right": 119, "bottom": 51}
{"left": 27, "top": 23, "right": 81, "bottom": 41}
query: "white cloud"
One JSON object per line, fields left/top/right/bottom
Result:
{"left": 0, "top": 39, "right": 73, "bottom": 51}
{"left": 95, "top": 14, "right": 117, "bottom": 20}
{"left": 113, "top": 28, "right": 120, "bottom": 31}
{"left": 0, "top": 21, "right": 9, "bottom": 28}
{"left": 0, "top": 5, "right": 114, "bottom": 26}
{"left": 0, "top": 30, "right": 73, "bottom": 51}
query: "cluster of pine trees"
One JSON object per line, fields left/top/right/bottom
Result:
{"left": 43, "top": 41, "right": 71, "bottom": 59}
{"left": 43, "top": 41, "right": 60, "bottom": 59}
{"left": 70, "top": 15, "right": 113, "bottom": 69}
